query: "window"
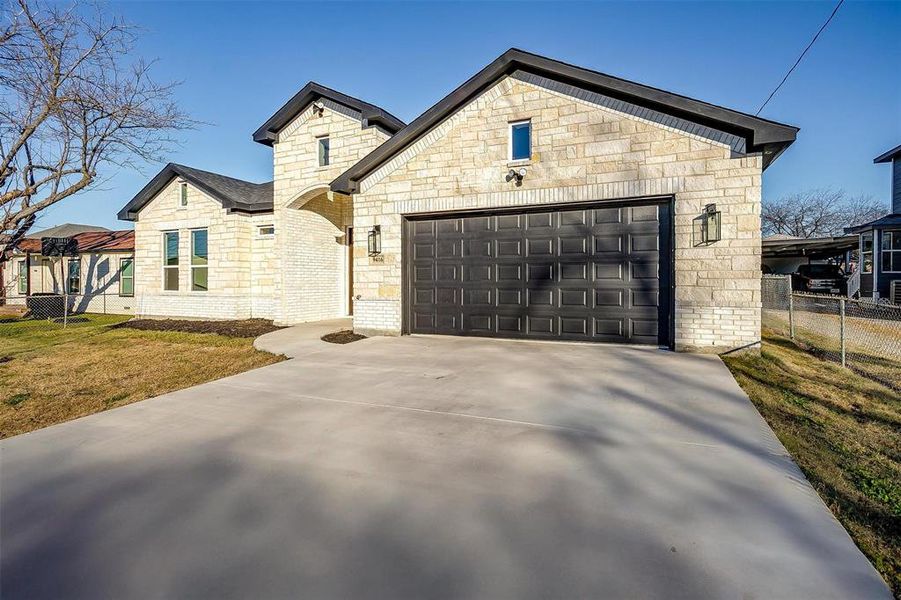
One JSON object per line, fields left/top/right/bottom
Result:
{"left": 510, "top": 120, "right": 531, "bottom": 161}
{"left": 258, "top": 225, "right": 275, "bottom": 237}
{"left": 119, "top": 258, "right": 134, "bottom": 296}
{"left": 17, "top": 260, "right": 27, "bottom": 294}
{"left": 163, "top": 231, "right": 179, "bottom": 290}
{"left": 318, "top": 136, "right": 330, "bottom": 167}
{"left": 191, "top": 229, "right": 208, "bottom": 291}
{"left": 67, "top": 259, "right": 80, "bottom": 294}
{"left": 179, "top": 182, "right": 188, "bottom": 207}
{"left": 881, "top": 230, "right": 901, "bottom": 273}
{"left": 862, "top": 232, "right": 873, "bottom": 274}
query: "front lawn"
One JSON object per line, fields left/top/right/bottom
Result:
{"left": 0, "top": 314, "right": 283, "bottom": 438}
{"left": 724, "top": 330, "right": 900, "bottom": 597}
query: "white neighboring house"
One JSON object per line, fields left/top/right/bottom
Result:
{"left": 2, "top": 226, "right": 136, "bottom": 315}
{"left": 118, "top": 49, "right": 800, "bottom": 352}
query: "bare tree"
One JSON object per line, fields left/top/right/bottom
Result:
{"left": 762, "top": 188, "right": 887, "bottom": 238}
{"left": 0, "top": 0, "right": 192, "bottom": 261}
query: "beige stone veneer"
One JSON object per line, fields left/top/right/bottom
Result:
{"left": 350, "top": 75, "right": 763, "bottom": 352}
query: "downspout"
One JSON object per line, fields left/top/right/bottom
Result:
{"left": 873, "top": 229, "right": 880, "bottom": 299}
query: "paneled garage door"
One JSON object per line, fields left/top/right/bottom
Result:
{"left": 404, "top": 200, "right": 672, "bottom": 345}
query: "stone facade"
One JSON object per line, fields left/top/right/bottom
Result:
{"left": 350, "top": 75, "right": 764, "bottom": 352}
{"left": 132, "top": 178, "right": 274, "bottom": 320}
{"left": 271, "top": 101, "right": 390, "bottom": 325}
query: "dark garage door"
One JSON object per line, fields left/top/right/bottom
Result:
{"left": 404, "top": 200, "right": 672, "bottom": 345}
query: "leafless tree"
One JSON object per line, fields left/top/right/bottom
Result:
{"left": 0, "top": 0, "right": 192, "bottom": 262}
{"left": 762, "top": 188, "right": 887, "bottom": 238}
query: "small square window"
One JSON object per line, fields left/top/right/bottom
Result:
{"left": 179, "top": 182, "right": 188, "bottom": 207}
{"left": 258, "top": 225, "right": 275, "bottom": 237}
{"left": 510, "top": 121, "right": 531, "bottom": 161}
{"left": 318, "top": 137, "right": 330, "bottom": 167}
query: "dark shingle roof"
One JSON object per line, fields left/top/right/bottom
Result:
{"left": 331, "top": 48, "right": 799, "bottom": 194}
{"left": 118, "top": 163, "right": 273, "bottom": 221}
{"left": 26, "top": 223, "right": 110, "bottom": 239}
{"left": 845, "top": 213, "right": 901, "bottom": 233}
{"left": 874, "top": 144, "right": 901, "bottom": 164}
{"left": 253, "top": 82, "right": 405, "bottom": 146}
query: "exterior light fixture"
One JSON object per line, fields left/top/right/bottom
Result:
{"left": 505, "top": 167, "right": 527, "bottom": 186}
{"left": 702, "top": 203, "right": 721, "bottom": 244}
{"left": 367, "top": 225, "right": 382, "bottom": 256}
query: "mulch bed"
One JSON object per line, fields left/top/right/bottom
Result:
{"left": 321, "top": 330, "right": 366, "bottom": 344}
{"left": 114, "top": 318, "right": 283, "bottom": 338}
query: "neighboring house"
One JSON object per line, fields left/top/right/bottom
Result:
{"left": 3, "top": 229, "right": 136, "bottom": 314}
{"left": 845, "top": 144, "right": 901, "bottom": 302}
{"left": 762, "top": 234, "right": 857, "bottom": 275}
{"left": 119, "top": 48, "right": 799, "bottom": 352}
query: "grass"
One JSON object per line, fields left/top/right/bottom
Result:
{"left": 724, "top": 329, "right": 901, "bottom": 597}
{"left": 0, "top": 314, "right": 283, "bottom": 439}
{"left": 763, "top": 309, "right": 901, "bottom": 390}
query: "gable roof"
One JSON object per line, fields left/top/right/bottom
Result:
{"left": 252, "top": 82, "right": 406, "bottom": 146}
{"left": 17, "top": 230, "right": 134, "bottom": 254}
{"left": 845, "top": 213, "right": 901, "bottom": 233}
{"left": 874, "top": 144, "right": 901, "bottom": 164}
{"left": 118, "top": 163, "right": 273, "bottom": 221}
{"left": 26, "top": 223, "right": 110, "bottom": 239}
{"left": 331, "top": 48, "right": 799, "bottom": 194}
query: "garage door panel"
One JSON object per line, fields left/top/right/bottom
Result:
{"left": 527, "top": 288, "right": 554, "bottom": 307}
{"left": 526, "top": 238, "right": 554, "bottom": 256}
{"left": 593, "top": 207, "right": 622, "bottom": 224}
{"left": 630, "top": 205, "right": 659, "bottom": 222}
{"left": 497, "top": 288, "right": 523, "bottom": 307}
{"left": 406, "top": 200, "right": 671, "bottom": 345}
{"left": 436, "top": 264, "right": 460, "bottom": 282}
{"left": 497, "top": 240, "right": 522, "bottom": 257}
{"left": 593, "top": 235, "right": 623, "bottom": 254}
{"left": 594, "top": 262, "right": 624, "bottom": 280}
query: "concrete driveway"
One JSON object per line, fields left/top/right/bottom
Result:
{"left": 1, "top": 329, "right": 889, "bottom": 599}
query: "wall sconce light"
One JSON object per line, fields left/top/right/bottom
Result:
{"left": 367, "top": 225, "right": 382, "bottom": 256}
{"left": 702, "top": 203, "right": 721, "bottom": 244}
{"left": 505, "top": 167, "right": 527, "bottom": 187}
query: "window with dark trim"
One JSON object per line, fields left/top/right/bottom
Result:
{"left": 191, "top": 229, "right": 208, "bottom": 291}
{"left": 17, "top": 260, "right": 27, "bottom": 294}
{"left": 510, "top": 120, "right": 531, "bottom": 161}
{"left": 179, "top": 182, "right": 188, "bottom": 207}
{"left": 163, "top": 231, "right": 179, "bottom": 290}
{"left": 119, "top": 258, "right": 134, "bottom": 296}
{"left": 318, "top": 136, "right": 330, "bottom": 167}
{"left": 67, "top": 259, "right": 80, "bottom": 294}
{"left": 862, "top": 232, "right": 873, "bottom": 274}
{"left": 881, "top": 230, "right": 901, "bottom": 273}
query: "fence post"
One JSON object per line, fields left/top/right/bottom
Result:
{"left": 839, "top": 298, "right": 846, "bottom": 368}
{"left": 788, "top": 288, "right": 795, "bottom": 341}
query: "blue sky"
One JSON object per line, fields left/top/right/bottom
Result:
{"left": 40, "top": 1, "right": 900, "bottom": 231}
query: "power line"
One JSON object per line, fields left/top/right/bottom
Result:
{"left": 756, "top": 0, "right": 845, "bottom": 116}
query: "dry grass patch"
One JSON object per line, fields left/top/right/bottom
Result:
{"left": 1, "top": 315, "right": 283, "bottom": 438}
{"left": 724, "top": 330, "right": 900, "bottom": 597}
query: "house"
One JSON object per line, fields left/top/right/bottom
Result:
{"left": 2, "top": 227, "right": 136, "bottom": 314}
{"left": 762, "top": 234, "right": 858, "bottom": 275}
{"left": 845, "top": 144, "right": 901, "bottom": 302}
{"left": 119, "top": 49, "right": 798, "bottom": 352}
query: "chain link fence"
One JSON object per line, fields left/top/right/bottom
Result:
{"left": 1, "top": 293, "right": 135, "bottom": 325}
{"left": 762, "top": 275, "right": 901, "bottom": 391}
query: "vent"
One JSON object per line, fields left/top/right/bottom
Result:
{"left": 891, "top": 281, "right": 901, "bottom": 305}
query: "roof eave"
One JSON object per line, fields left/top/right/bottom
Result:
{"left": 330, "top": 48, "right": 799, "bottom": 194}
{"left": 252, "top": 82, "right": 405, "bottom": 147}
{"left": 873, "top": 143, "right": 901, "bottom": 164}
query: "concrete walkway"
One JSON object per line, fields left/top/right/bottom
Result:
{"left": 254, "top": 317, "right": 352, "bottom": 358}
{"left": 1, "top": 332, "right": 890, "bottom": 599}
